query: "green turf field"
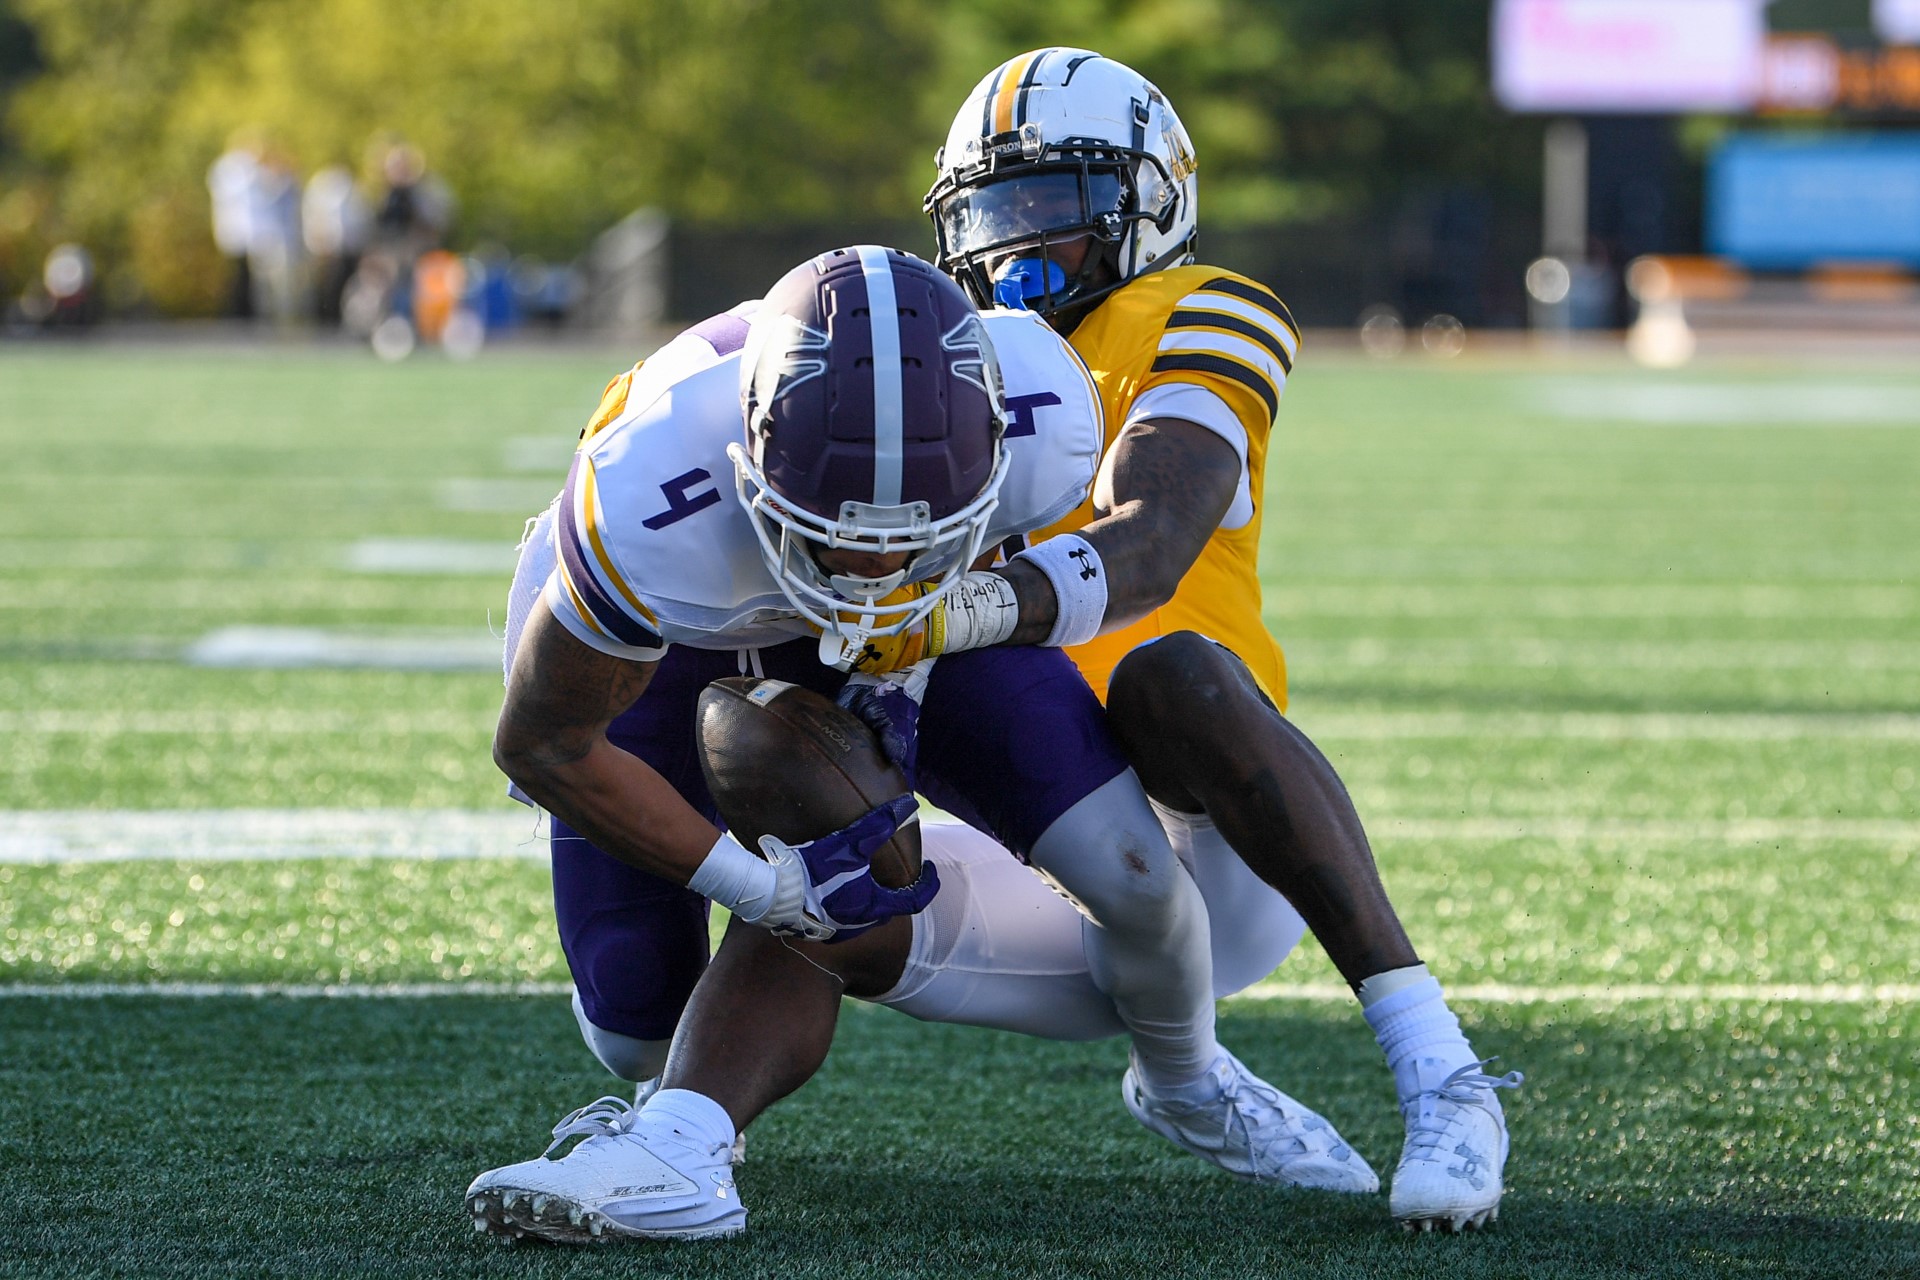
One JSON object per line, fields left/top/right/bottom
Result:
{"left": 2, "top": 344, "right": 1916, "bottom": 1277}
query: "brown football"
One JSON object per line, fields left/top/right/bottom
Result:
{"left": 694, "top": 676, "right": 921, "bottom": 889}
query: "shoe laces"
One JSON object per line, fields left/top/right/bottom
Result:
{"left": 542, "top": 1095, "right": 643, "bottom": 1158}
{"left": 1403, "top": 1057, "right": 1524, "bottom": 1157}
{"left": 1216, "top": 1063, "right": 1348, "bottom": 1166}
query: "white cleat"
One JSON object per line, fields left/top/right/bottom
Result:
{"left": 465, "top": 1096, "right": 744, "bottom": 1245}
{"left": 1122, "top": 1049, "right": 1380, "bottom": 1193}
{"left": 1389, "top": 1057, "right": 1524, "bottom": 1233}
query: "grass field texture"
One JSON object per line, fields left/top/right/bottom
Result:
{"left": 1, "top": 344, "right": 1916, "bottom": 1277}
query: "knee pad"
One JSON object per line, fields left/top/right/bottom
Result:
{"left": 571, "top": 988, "right": 671, "bottom": 1083}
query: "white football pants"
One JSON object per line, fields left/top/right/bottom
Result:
{"left": 875, "top": 805, "right": 1306, "bottom": 1043}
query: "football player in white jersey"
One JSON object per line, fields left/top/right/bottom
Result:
{"left": 530, "top": 53, "right": 1524, "bottom": 1237}
{"left": 467, "top": 246, "right": 1374, "bottom": 1242}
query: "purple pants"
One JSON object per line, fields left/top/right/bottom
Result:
{"left": 552, "top": 640, "right": 1129, "bottom": 1042}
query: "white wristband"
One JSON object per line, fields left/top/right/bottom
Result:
{"left": 686, "top": 831, "right": 780, "bottom": 921}
{"left": 929, "top": 572, "right": 1021, "bottom": 654}
{"left": 1013, "top": 535, "right": 1108, "bottom": 648}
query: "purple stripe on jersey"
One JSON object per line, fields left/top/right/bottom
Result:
{"left": 557, "top": 454, "right": 664, "bottom": 649}
{"left": 687, "top": 310, "right": 750, "bottom": 356}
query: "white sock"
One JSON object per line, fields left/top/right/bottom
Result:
{"left": 1361, "top": 972, "right": 1479, "bottom": 1104}
{"left": 639, "top": 1088, "right": 736, "bottom": 1156}
{"left": 1356, "top": 962, "right": 1433, "bottom": 1008}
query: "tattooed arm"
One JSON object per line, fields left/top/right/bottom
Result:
{"left": 493, "top": 596, "right": 720, "bottom": 881}
{"left": 995, "top": 418, "right": 1239, "bottom": 644}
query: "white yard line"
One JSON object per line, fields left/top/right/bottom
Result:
{"left": 1374, "top": 817, "right": 1920, "bottom": 844}
{"left": 1530, "top": 380, "right": 1920, "bottom": 426}
{"left": 436, "top": 478, "right": 561, "bottom": 514}
{"left": 184, "top": 626, "right": 502, "bottom": 671}
{"left": 4, "top": 708, "right": 1911, "bottom": 743}
{"left": 7, "top": 707, "right": 1912, "bottom": 742}
{"left": 1305, "top": 710, "right": 1920, "bottom": 742}
{"left": 1237, "top": 981, "right": 1920, "bottom": 1005}
{"left": 1302, "top": 638, "right": 1920, "bottom": 671}
{"left": 1, "top": 980, "right": 1912, "bottom": 1005}
{"left": 502, "top": 436, "right": 573, "bottom": 474}
{"left": 4, "top": 809, "right": 1915, "bottom": 865}
{"left": 0, "top": 809, "right": 547, "bottom": 864}
{"left": 0, "top": 710, "right": 496, "bottom": 734}
{"left": 341, "top": 538, "right": 518, "bottom": 575}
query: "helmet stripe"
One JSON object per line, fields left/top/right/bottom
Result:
{"left": 856, "top": 245, "right": 904, "bottom": 505}
{"left": 979, "top": 62, "right": 1009, "bottom": 138}
{"left": 993, "top": 51, "right": 1041, "bottom": 135}
{"left": 1013, "top": 48, "right": 1052, "bottom": 128}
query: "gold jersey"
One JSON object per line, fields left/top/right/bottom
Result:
{"left": 1031, "top": 264, "right": 1301, "bottom": 705}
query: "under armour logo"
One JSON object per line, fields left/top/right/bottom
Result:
{"left": 1448, "top": 1142, "right": 1487, "bottom": 1190}
{"left": 1069, "top": 548, "right": 1098, "bottom": 581}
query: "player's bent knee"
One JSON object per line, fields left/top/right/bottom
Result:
{"left": 1108, "top": 633, "right": 1264, "bottom": 785}
{"left": 1028, "top": 772, "right": 1188, "bottom": 937}
{"left": 571, "top": 988, "right": 671, "bottom": 1083}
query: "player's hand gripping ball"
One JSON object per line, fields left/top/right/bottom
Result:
{"left": 696, "top": 677, "right": 935, "bottom": 938}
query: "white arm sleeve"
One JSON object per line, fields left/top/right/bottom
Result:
{"left": 1098, "top": 381, "right": 1254, "bottom": 531}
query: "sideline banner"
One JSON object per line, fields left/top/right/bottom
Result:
{"left": 1493, "top": 0, "right": 1768, "bottom": 113}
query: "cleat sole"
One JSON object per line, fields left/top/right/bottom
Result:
{"left": 465, "top": 1186, "right": 745, "bottom": 1246}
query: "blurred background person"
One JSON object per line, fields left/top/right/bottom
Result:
{"left": 205, "top": 128, "right": 264, "bottom": 321}
{"left": 249, "top": 145, "right": 308, "bottom": 328}
{"left": 303, "top": 163, "right": 370, "bottom": 328}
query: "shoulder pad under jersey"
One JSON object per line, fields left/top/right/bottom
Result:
{"left": 547, "top": 317, "right": 810, "bottom": 654}
{"left": 978, "top": 308, "right": 1104, "bottom": 545}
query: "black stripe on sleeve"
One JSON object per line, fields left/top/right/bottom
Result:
{"left": 1166, "top": 309, "right": 1294, "bottom": 375}
{"left": 1150, "top": 353, "right": 1279, "bottom": 422}
{"left": 1200, "top": 277, "right": 1302, "bottom": 343}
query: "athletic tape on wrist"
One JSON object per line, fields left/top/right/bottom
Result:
{"left": 930, "top": 572, "right": 1021, "bottom": 654}
{"left": 1014, "top": 535, "right": 1108, "bottom": 648}
{"left": 686, "top": 831, "right": 778, "bottom": 919}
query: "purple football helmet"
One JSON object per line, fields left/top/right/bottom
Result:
{"left": 730, "top": 246, "right": 1009, "bottom": 656}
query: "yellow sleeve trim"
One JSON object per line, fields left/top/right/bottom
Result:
{"left": 555, "top": 561, "right": 611, "bottom": 639}
{"left": 579, "top": 456, "right": 660, "bottom": 627}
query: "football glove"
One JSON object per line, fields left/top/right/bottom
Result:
{"left": 756, "top": 794, "right": 938, "bottom": 942}
{"left": 836, "top": 659, "right": 933, "bottom": 785}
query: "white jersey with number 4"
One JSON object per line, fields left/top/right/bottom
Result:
{"left": 507, "top": 306, "right": 1104, "bottom": 666}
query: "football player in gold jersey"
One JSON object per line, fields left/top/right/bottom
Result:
{"left": 539, "top": 50, "right": 1519, "bottom": 1239}
{"left": 899, "top": 48, "right": 1522, "bottom": 1231}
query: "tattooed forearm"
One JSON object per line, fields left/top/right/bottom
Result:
{"left": 494, "top": 600, "right": 656, "bottom": 777}
{"left": 997, "top": 417, "right": 1239, "bottom": 641}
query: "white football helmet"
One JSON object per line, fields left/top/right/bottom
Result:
{"left": 926, "top": 48, "right": 1199, "bottom": 326}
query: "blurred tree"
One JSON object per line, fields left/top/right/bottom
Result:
{"left": 923, "top": 0, "right": 1539, "bottom": 225}
{"left": 7, "top": 0, "right": 267, "bottom": 310}
{"left": 0, "top": 0, "right": 48, "bottom": 299}
{"left": 3, "top": 0, "right": 1547, "bottom": 316}
{"left": 7, "top": 0, "right": 938, "bottom": 310}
